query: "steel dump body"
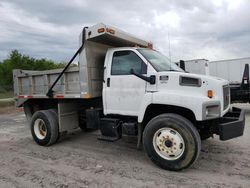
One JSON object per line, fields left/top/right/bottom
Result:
{"left": 13, "top": 67, "right": 80, "bottom": 98}
{"left": 13, "top": 23, "right": 150, "bottom": 106}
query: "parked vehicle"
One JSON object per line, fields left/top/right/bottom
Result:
{"left": 13, "top": 23, "right": 245, "bottom": 171}
{"left": 177, "top": 57, "right": 250, "bottom": 102}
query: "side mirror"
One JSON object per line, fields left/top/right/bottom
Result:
{"left": 130, "top": 69, "right": 155, "bottom": 85}
{"left": 149, "top": 75, "right": 156, "bottom": 84}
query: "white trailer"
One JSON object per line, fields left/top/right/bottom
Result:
{"left": 209, "top": 57, "right": 250, "bottom": 84}
{"left": 13, "top": 23, "right": 245, "bottom": 171}
{"left": 178, "top": 57, "right": 250, "bottom": 84}
{"left": 178, "top": 57, "right": 250, "bottom": 102}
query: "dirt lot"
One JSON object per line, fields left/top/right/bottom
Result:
{"left": 0, "top": 105, "right": 250, "bottom": 188}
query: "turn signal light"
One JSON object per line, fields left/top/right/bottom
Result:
{"left": 207, "top": 90, "right": 213, "bottom": 98}
{"left": 97, "top": 28, "right": 105, "bottom": 33}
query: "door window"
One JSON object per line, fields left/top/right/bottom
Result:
{"left": 111, "top": 51, "right": 146, "bottom": 75}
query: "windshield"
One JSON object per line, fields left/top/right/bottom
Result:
{"left": 137, "top": 49, "right": 184, "bottom": 72}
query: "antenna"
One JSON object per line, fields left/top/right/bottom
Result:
{"left": 168, "top": 31, "right": 171, "bottom": 61}
{"left": 168, "top": 31, "right": 172, "bottom": 70}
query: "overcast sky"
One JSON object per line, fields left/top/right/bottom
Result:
{"left": 0, "top": 0, "right": 250, "bottom": 63}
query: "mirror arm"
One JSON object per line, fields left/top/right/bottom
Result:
{"left": 131, "top": 69, "right": 155, "bottom": 84}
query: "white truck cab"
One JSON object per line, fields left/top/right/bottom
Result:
{"left": 13, "top": 23, "right": 245, "bottom": 171}
{"left": 103, "top": 47, "right": 230, "bottom": 121}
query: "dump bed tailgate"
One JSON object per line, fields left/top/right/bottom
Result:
{"left": 13, "top": 67, "right": 81, "bottom": 104}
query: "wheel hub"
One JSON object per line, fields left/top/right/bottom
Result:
{"left": 34, "top": 119, "right": 47, "bottom": 139}
{"left": 164, "top": 140, "right": 173, "bottom": 148}
{"left": 39, "top": 123, "right": 46, "bottom": 136}
{"left": 153, "top": 127, "right": 185, "bottom": 160}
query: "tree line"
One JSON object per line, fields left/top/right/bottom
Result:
{"left": 0, "top": 50, "right": 66, "bottom": 91}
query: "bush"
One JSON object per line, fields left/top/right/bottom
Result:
{"left": 0, "top": 50, "right": 65, "bottom": 91}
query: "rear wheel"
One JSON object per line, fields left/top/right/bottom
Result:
{"left": 143, "top": 113, "right": 201, "bottom": 171}
{"left": 30, "top": 110, "right": 59, "bottom": 146}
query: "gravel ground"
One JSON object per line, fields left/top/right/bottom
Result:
{"left": 0, "top": 104, "right": 249, "bottom": 188}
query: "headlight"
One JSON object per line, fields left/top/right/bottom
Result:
{"left": 205, "top": 105, "right": 220, "bottom": 118}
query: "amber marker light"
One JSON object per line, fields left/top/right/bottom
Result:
{"left": 107, "top": 28, "right": 115, "bottom": 34}
{"left": 97, "top": 28, "right": 105, "bottom": 33}
{"left": 207, "top": 90, "right": 213, "bottom": 98}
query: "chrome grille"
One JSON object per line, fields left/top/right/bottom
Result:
{"left": 223, "top": 85, "right": 230, "bottom": 110}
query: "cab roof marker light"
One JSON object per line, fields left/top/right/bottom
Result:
{"left": 106, "top": 28, "right": 115, "bottom": 34}
{"left": 97, "top": 28, "right": 105, "bottom": 33}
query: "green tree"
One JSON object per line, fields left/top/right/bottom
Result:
{"left": 0, "top": 50, "right": 66, "bottom": 91}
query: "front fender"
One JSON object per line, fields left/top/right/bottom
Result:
{"left": 138, "top": 91, "right": 220, "bottom": 122}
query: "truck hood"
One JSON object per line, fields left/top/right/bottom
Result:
{"left": 153, "top": 71, "right": 230, "bottom": 116}
{"left": 157, "top": 71, "right": 229, "bottom": 85}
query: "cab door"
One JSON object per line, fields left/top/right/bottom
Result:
{"left": 103, "top": 50, "right": 147, "bottom": 116}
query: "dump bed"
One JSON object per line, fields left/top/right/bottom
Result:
{"left": 13, "top": 67, "right": 80, "bottom": 99}
{"left": 13, "top": 23, "right": 151, "bottom": 106}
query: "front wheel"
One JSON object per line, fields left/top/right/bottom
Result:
{"left": 143, "top": 113, "right": 201, "bottom": 171}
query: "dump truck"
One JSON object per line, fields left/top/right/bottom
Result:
{"left": 13, "top": 23, "right": 245, "bottom": 171}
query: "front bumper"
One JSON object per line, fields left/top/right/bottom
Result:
{"left": 217, "top": 107, "right": 245, "bottom": 141}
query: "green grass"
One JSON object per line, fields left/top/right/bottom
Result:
{"left": 0, "top": 91, "right": 14, "bottom": 99}
{"left": 0, "top": 98, "right": 15, "bottom": 107}
{"left": 0, "top": 91, "right": 14, "bottom": 107}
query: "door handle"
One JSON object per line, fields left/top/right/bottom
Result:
{"left": 107, "top": 78, "right": 110, "bottom": 87}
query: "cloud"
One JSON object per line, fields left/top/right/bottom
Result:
{"left": 0, "top": 0, "right": 249, "bottom": 63}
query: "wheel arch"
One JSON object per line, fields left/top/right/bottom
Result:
{"left": 23, "top": 99, "right": 58, "bottom": 121}
{"left": 141, "top": 104, "right": 196, "bottom": 128}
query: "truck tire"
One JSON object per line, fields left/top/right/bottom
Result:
{"left": 30, "top": 110, "right": 59, "bottom": 146}
{"left": 47, "top": 109, "right": 61, "bottom": 142}
{"left": 143, "top": 113, "right": 201, "bottom": 171}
